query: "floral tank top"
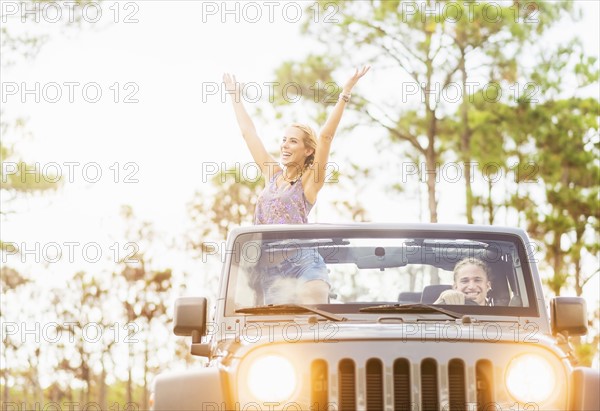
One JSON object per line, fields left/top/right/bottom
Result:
{"left": 254, "top": 170, "right": 314, "bottom": 224}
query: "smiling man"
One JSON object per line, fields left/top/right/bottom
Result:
{"left": 435, "top": 257, "right": 493, "bottom": 306}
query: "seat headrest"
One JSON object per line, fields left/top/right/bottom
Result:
{"left": 398, "top": 291, "right": 421, "bottom": 303}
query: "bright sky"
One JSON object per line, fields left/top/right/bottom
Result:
{"left": 2, "top": 1, "right": 599, "bottom": 301}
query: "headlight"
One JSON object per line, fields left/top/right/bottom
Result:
{"left": 505, "top": 353, "right": 556, "bottom": 404}
{"left": 246, "top": 355, "right": 297, "bottom": 403}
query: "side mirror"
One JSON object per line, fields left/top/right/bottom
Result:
{"left": 174, "top": 297, "right": 207, "bottom": 339}
{"left": 550, "top": 296, "right": 588, "bottom": 336}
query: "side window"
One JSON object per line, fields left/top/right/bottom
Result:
{"left": 512, "top": 264, "right": 530, "bottom": 307}
{"left": 486, "top": 259, "right": 513, "bottom": 307}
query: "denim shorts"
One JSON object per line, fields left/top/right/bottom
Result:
{"left": 255, "top": 248, "right": 330, "bottom": 305}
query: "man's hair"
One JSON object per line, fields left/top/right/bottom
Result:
{"left": 453, "top": 257, "right": 491, "bottom": 282}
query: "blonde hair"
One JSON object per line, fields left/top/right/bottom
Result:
{"left": 289, "top": 123, "right": 317, "bottom": 168}
{"left": 453, "top": 257, "right": 491, "bottom": 282}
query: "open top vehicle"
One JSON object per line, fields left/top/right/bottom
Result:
{"left": 152, "top": 223, "right": 599, "bottom": 411}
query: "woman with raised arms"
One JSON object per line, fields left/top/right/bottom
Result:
{"left": 223, "top": 67, "right": 370, "bottom": 304}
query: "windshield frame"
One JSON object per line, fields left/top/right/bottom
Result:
{"left": 223, "top": 228, "right": 540, "bottom": 318}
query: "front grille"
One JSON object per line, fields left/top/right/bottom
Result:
{"left": 311, "top": 359, "right": 328, "bottom": 408}
{"left": 393, "top": 359, "right": 411, "bottom": 411}
{"left": 448, "top": 359, "right": 466, "bottom": 411}
{"left": 476, "top": 360, "right": 494, "bottom": 411}
{"left": 311, "top": 357, "right": 494, "bottom": 411}
{"left": 338, "top": 359, "right": 356, "bottom": 410}
{"left": 421, "top": 359, "right": 439, "bottom": 410}
{"left": 365, "top": 359, "right": 384, "bottom": 411}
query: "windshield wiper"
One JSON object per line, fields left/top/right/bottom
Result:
{"left": 236, "top": 304, "right": 346, "bottom": 322}
{"left": 359, "top": 303, "right": 462, "bottom": 319}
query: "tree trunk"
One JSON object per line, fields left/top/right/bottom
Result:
{"left": 425, "top": 89, "right": 438, "bottom": 222}
{"left": 2, "top": 345, "right": 9, "bottom": 405}
{"left": 425, "top": 150, "right": 438, "bottom": 223}
{"left": 459, "top": 51, "right": 474, "bottom": 224}
{"left": 551, "top": 237, "right": 563, "bottom": 296}
{"left": 2, "top": 373, "right": 8, "bottom": 405}
{"left": 143, "top": 339, "right": 149, "bottom": 411}
{"left": 99, "top": 366, "right": 107, "bottom": 411}
{"left": 429, "top": 266, "right": 440, "bottom": 285}
{"left": 573, "top": 228, "right": 585, "bottom": 296}
{"left": 424, "top": 28, "right": 438, "bottom": 224}
{"left": 127, "top": 303, "right": 134, "bottom": 406}
{"left": 127, "top": 347, "right": 133, "bottom": 405}
{"left": 487, "top": 179, "right": 494, "bottom": 225}
{"left": 31, "top": 349, "right": 43, "bottom": 406}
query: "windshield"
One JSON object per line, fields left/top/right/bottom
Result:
{"left": 225, "top": 229, "right": 538, "bottom": 316}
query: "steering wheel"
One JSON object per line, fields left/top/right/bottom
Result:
{"left": 465, "top": 299, "right": 479, "bottom": 306}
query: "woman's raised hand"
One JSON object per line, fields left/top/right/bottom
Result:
{"left": 223, "top": 73, "right": 240, "bottom": 97}
{"left": 343, "top": 66, "right": 370, "bottom": 93}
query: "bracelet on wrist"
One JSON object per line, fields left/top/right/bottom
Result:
{"left": 339, "top": 93, "right": 351, "bottom": 103}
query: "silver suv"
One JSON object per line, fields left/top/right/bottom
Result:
{"left": 152, "top": 223, "right": 599, "bottom": 411}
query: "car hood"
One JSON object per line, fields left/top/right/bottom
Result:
{"left": 216, "top": 319, "right": 555, "bottom": 351}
